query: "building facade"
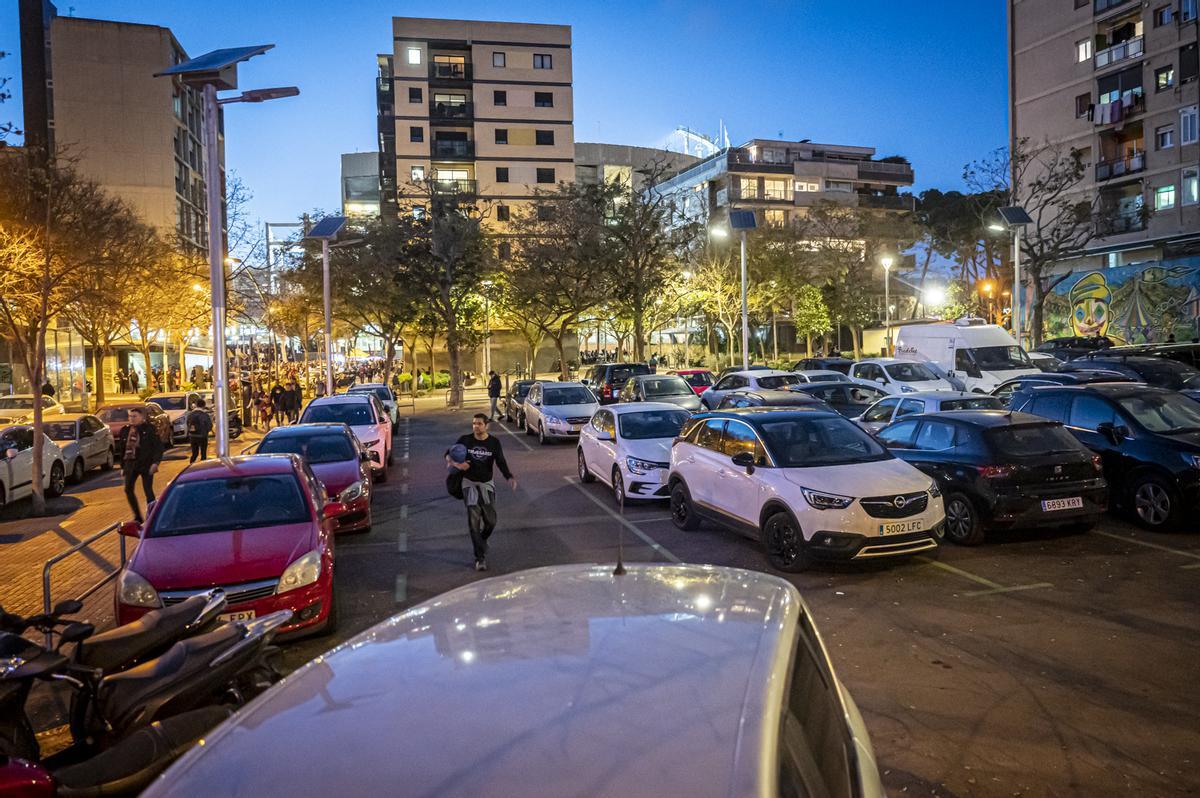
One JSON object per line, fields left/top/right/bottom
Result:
{"left": 376, "top": 17, "right": 575, "bottom": 236}
{"left": 1009, "top": 0, "right": 1198, "bottom": 343}
{"left": 574, "top": 142, "right": 698, "bottom": 191}
{"left": 341, "top": 151, "right": 381, "bottom": 217}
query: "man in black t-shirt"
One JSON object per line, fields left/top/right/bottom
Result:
{"left": 446, "top": 414, "right": 517, "bottom": 571}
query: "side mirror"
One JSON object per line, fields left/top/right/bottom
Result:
{"left": 53, "top": 599, "right": 83, "bottom": 616}
{"left": 731, "top": 451, "right": 756, "bottom": 473}
{"left": 1096, "top": 422, "right": 1127, "bottom": 444}
{"left": 369, "top": 450, "right": 381, "bottom": 463}
{"left": 322, "top": 501, "right": 348, "bottom": 520}
{"left": 596, "top": 430, "right": 614, "bottom": 442}
{"left": 876, "top": 378, "right": 887, "bottom": 386}
{"left": 118, "top": 520, "right": 142, "bottom": 537}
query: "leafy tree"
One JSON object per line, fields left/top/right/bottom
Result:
{"left": 0, "top": 50, "right": 18, "bottom": 142}
{"left": 792, "top": 284, "right": 831, "bottom": 356}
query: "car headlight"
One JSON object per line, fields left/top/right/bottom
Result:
{"left": 361, "top": 438, "right": 380, "bottom": 450}
{"left": 277, "top": 550, "right": 322, "bottom": 594}
{"left": 340, "top": 480, "right": 365, "bottom": 503}
{"left": 117, "top": 568, "right": 161, "bottom": 608}
{"left": 1182, "top": 453, "right": 1200, "bottom": 469}
{"left": 544, "top": 414, "right": 565, "bottom": 427}
{"left": 900, "top": 384, "right": 916, "bottom": 393}
{"left": 927, "top": 480, "right": 942, "bottom": 498}
{"left": 625, "top": 456, "right": 663, "bottom": 475}
{"left": 801, "top": 487, "right": 855, "bottom": 510}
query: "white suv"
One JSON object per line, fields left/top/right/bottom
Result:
{"left": 523, "top": 382, "right": 599, "bottom": 445}
{"left": 668, "top": 407, "right": 944, "bottom": 572}
{"left": 848, "top": 358, "right": 954, "bottom": 395}
{"left": 0, "top": 424, "right": 67, "bottom": 508}
{"left": 299, "top": 394, "right": 393, "bottom": 481}
{"left": 577, "top": 402, "right": 692, "bottom": 504}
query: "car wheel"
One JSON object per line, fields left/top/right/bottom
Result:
{"left": 577, "top": 449, "right": 595, "bottom": 483}
{"left": 321, "top": 591, "right": 339, "bottom": 636}
{"left": 669, "top": 482, "right": 701, "bottom": 531}
{"left": 375, "top": 467, "right": 388, "bottom": 484}
{"left": 386, "top": 445, "right": 394, "bottom": 466}
{"left": 47, "top": 462, "right": 66, "bottom": 498}
{"left": 762, "top": 510, "right": 811, "bottom": 573}
{"left": 70, "top": 458, "right": 85, "bottom": 484}
{"left": 611, "top": 468, "right": 626, "bottom": 506}
{"left": 1131, "top": 474, "right": 1179, "bottom": 529}
{"left": 943, "top": 492, "right": 984, "bottom": 545}
{"left": 524, "top": 415, "right": 534, "bottom": 435}
{"left": 538, "top": 423, "right": 549, "bottom": 446}
{"left": 102, "top": 448, "right": 114, "bottom": 471}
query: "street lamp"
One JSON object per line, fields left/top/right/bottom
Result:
{"left": 711, "top": 210, "right": 756, "bottom": 370}
{"left": 481, "top": 280, "right": 494, "bottom": 374}
{"left": 988, "top": 206, "right": 1033, "bottom": 346}
{"left": 880, "top": 255, "right": 894, "bottom": 353}
{"left": 155, "top": 45, "right": 299, "bottom": 458}
{"left": 304, "top": 215, "right": 350, "bottom": 397}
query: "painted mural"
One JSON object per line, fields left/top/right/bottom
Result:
{"left": 1043, "top": 257, "right": 1200, "bottom": 345}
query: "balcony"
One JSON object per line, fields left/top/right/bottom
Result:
{"left": 1094, "top": 0, "right": 1133, "bottom": 13}
{"left": 857, "top": 161, "right": 915, "bottom": 183}
{"left": 1095, "top": 36, "right": 1143, "bottom": 70}
{"left": 429, "top": 62, "right": 472, "bottom": 81}
{"left": 430, "top": 140, "right": 474, "bottom": 159}
{"left": 430, "top": 179, "right": 477, "bottom": 195}
{"left": 1092, "top": 91, "right": 1144, "bottom": 124}
{"left": 1095, "top": 151, "right": 1145, "bottom": 180}
{"left": 1096, "top": 210, "right": 1146, "bottom": 235}
{"left": 430, "top": 101, "right": 473, "bottom": 121}
{"left": 857, "top": 194, "right": 916, "bottom": 211}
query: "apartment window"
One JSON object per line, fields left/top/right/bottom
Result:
{"left": 1157, "top": 125, "right": 1176, "bottom": 149}
{"left": 406, "top": 48, "right": 421, "bottom": 66}
{"left": 763, "top": 178, "right": 791, "bottom": 200}
{"left": 1155, "top": 184, "right": 1176, "bottom": 210}
{"left": 1075, "top": 0, "right": 1088, "bottom": 7}
{"left": 496, "top": 205, "right": 511, "bottom": 221}
{"left": 533, "top": 53, "right": 552, "bottom": 69}
{"left": 497, "top": 242, "right": 512, "bottom": 260}
{"left": 1154, "top": 5, "right": 1173, "bottom": 25}
{"left": 409, "top": 126, "right": 423, "bottom": 143}
{"left": 495, "top": 129, "right": 508, "bottom": 145}
{"left": 1076, "top": 39, "right": 1093, "bottom": 63}
{"left": 412, "top": 205, "right": 426, "bottom": 220}
{"left": 738, "top": 177, "right": 759, "bottom": 199}
{"left": 492, "top": 52, "right": 506, "bottom": 68}
{"left": 1183, "top": 0, "right": 1198, "bottom": 22}
{"left": 536, "top": 167, "right": 555, "bottom": 184}
{"left": 411, "top": 165, "right": 425, "bottom": 181}
{"left": 535, "top": 129, "right": 555, "bottom": 145}
{"left": 534, "top": 92, "right": 554, "bottom": 108}
{"left": 494, "top": 90, "right": 507, "bottom": 106}
{"left": 536, "top": 204, "right": 555, "bottom": 221}
{"left": 496, "top": 167, "right": 509, "bottom": 183}
{"left": 826, "top": 180, "right": 854, "bottom": 193}
{"left": 1157, "top": 66, "right": 1175, "bottom": 92}
{"left": 1076, "top": 92, "right": 1093, "bottom": 118}
{"left": 1182, "top": 44, "right": 1198, "bottom": 83}
{"left": 764, "top": 209, "right": 787, "bottom": 226}
{"left": 409, "top": 87, "right": 422, "bottom": 103}
{"left": 795, "top": 181, "right": 819, "bottom": 192}
{"left": 1183, "top": 168, "right": 1199, "bottom": 206}
{"left": 1182, "top": 105, "right": 1199, "bottom": 144}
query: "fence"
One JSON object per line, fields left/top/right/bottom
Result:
{"left": 41, "top": 521, "right": 128, "bottom": 647}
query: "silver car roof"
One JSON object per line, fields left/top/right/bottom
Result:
{"left": 150, "top": 564, "right": 802, "bottom": 798}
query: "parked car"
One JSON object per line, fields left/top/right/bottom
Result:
{"left": 254, "top": 424, "right": 373, "bottom": 534}
{"left": 577, "top": 403, "right": 692, "bottom": 503}
{"left": 795, "top": 369, "right": 850, "bottom": 383}
{"left": 0, "top": 424, "right": 66, "bottom": 507}
{"left": 346, "top": 383, "right": 399, "bottom": 429}
{"left": 716, "top": 389, "right": 828, "bottom": 410}
{"left": 0, "top": 394, "right": 65, "bottom": 424}
{"left": 501, "top": 379, "right": 537, "bottom": 424}
{"left": 298, "top": 394, "right": 392, "bottom": 481}
{"left": 1034, "top": 335, "right": 1114, "bottom": 362}
{"left": 789, "top": 382, "right": 889, "bottom": 418}
{"left": 855, "top": 392, "right": 1004, "bottom": 434}
{"left": 618, "top": 374, "right": 702, "bottom": 412}
{"left": 1131, "top": 342, "right": 1200, "bottom": 370}
{"left": 41, "top": 413, "right": 115, "bottom": 483}
{"left": 147, "top": 391, "right": 201, "bottom": 441}
{"left": 848, "top": 358, "right": 955, "bottom": 395}
{"left": 1011, "top": 383, "right": 1200, "bottom": 529}
{"left": 115, "top": 454, "right": 340, "bottom": 637}
{"left": 668, "top": 408, "right": 944, "bottom": 572}
{"left": 586, "top": 363, "right": 651, "bottom": 404}
{"left": 523, "top": 382, "right": 599, "bottom": 445}
{"left": 701, "top": 369, "right": 807, "bottom": 410}
{"left": 876, "top": 411, "right": 1107, "bottom": 544}
{"left": 96, "top": 402, "right": 173, "bottom": 456}
{"left": 143, "top": 563, "right": 885, "bottom": 798}
{"left": 792, "top": 356, "right": 855, "bottom": 374}
{"left": 1027, "top": 352, "right": 1063, "bottom": 372}
{"left": 667, "top": 368, "right": 714, "bottom": 396}
{"left": 714, "top": 364, "right": 775, "bottom": 380}
{"left": 990, "top": 370, "right": 1134, "bottom": 407}
{"left": 1058, "top": 354, "right": 1200, "bottom": 391}
{"left": 894, "top": 320, "right": 1039, "bottom": 393}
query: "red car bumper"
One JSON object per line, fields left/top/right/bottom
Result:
{"left": 332, "top": 495, "right": 371, "bottom": 534}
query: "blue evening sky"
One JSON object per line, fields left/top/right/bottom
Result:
{"left": 1, "top": 1, "right": 1007, "bottom": 228}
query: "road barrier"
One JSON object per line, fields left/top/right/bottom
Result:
{"left": 41, "top": 522, "right": 128, "bottom": 647}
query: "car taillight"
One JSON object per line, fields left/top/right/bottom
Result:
{"left": 603, "top": 385, "right": 612, "bottom": 398}
{"left": 977, "top": 464, "right": 1016, "bottom": 479}
{"left": 1091, "top": 454, "right": 1103, "bottom": 473}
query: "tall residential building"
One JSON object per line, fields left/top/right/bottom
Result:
{"left": 341, "top": 152, "right": 382, "bottom": 217}
{"left": 18, "top": 0, "right": 221, "bottom": 253}
{"left": 1009, "top": 0, "right": 1198, "bottom": 266}
{"left": 376, "top": 17, "right": 574, "bottom": 236}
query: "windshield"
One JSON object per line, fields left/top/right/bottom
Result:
{"left": 759, "top": 416, "right": 889, "bottom": 467}
{"left": 608, "top": 365, "right": 649, "bottom": 384}
{"left": 884, "top": 362, "right": 939, "bottom": 382}
{"left": 300, "top": 402, "right": 375, "bottom": 426}
{"left": 941, "top": 397, "right": 1003, "bottom": 411}
{"left": 971, "top": 346, "right": 1032, "bottom": 370}
{"left": 0, "top": 397, "right": 35, "bottom": 410}
{"left": 1130, "top": 360, "right": 1200, "bottom": 390}
{"left": 618, "top": 409, "right": 690, "bottom": 440}
{"left": 97, "top": 408, "right": 129, "bottom": 422}
{"left": 758, "top": 374, "right": 804, "bottom": 389}
{"left": 149, "top": 396, "right": 187, "bottom": 411}
{"left": 1117, "top": 393, "right": 1200, "bottom": 434}
{"left": 679, "top": 372, "right": 713, "bottom": 388}
{"left": 543, "top": 387, "right": 595, "bottom": 406}
{"left": 258, "top": 433, "right": 356, "bottom": 464}
{"left": 350, "top": 386, "right": 392, "bottom": 402}
{"left": 987, "top": 424, "right": 1084, "bottom": 456}
{"left": 514, "top": 383, "right": 533, "bottom": 398}
{"left": 148, "top": 474, "right": 310, "bottom": 536}
{"left": 43, "top": 421, "right": 77, "bottom": 441}
{"left": 641, "top": 377, "right": 692, "bottom": 397}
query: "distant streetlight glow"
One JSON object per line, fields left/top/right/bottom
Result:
{"left": 192, "top": 283, "right": 203, "bottom": 292}
{"left": 987, "top": 222, "right": 1006, "bottom": 233}
{"left": 709, "top": 226, "right": 729, "bottom": 239}
{"left": 924, "top": 286, "right": 946, "bottom": 307}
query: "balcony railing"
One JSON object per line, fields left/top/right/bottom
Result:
{"left": 858, "top": 162, "right": 915, "bottom": 182}
{"left": 1094, "top": 0, "right": 1133, "bottom": 13}
{"left": 1091, "top": 90, "right": 1144, "bottom": 124}
{"left": 430, "top": 140, "right": 474, "bottom": 159}
{"left": 857, "top": 194, "right": 916, "bottom": 211}
{"left": 429, "top": 62, "right": 472, "bottom": 80}
{"left": 1097, "top": 209, "right": 1146, "bottom": 235}
{"left": 1095, "top": 35, "right": 1143, "bottom": 69}
{"left": 430, "top": 179, "right": 477, "bottom": 195}
{"left": 1095, "top": 151, "right": 1145, "bottom": 180}
{"left": 430, "top": 101, "right": 473, "bottom": 121}
{"left": 376, "top": 77, "right": 392, "bottom": 94}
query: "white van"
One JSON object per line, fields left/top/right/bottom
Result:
{"left": 893, "top": 319, "right": 1039, "bottom": 393}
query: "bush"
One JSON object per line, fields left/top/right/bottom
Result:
{"left": 433, "top": 370, "right": 451, "bottom": 389}
{"left": 138, "top": 387, "right": 156, "bottom": 401}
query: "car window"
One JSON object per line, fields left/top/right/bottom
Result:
{"left": 1029, "top": 393, "right": 1071, "bottom": 423}
{"left": 97, "top": 407, "right": 129, "bottom": 422}
{"left": 758, "top": 374, "right": 803, "bottom": 390}
{"left": 258, "top": 432, "right": 357, "bottom": 463}
{"left": 543, "top": 387, "right": 595, "bottom": 405}
{"left": 855, "top": 364, "right": 882, "bottom": 382}
{"left": 987, "top": 424, "right": 1085, "bottom": 457}
{"left": 300, "top": 402, "right": 375, "bottom": 426}
{"left": 696, "top": 419, "right": 725, "bottom": 450}
{"left": 721, "top": 420, "right": 759, "bottom": 457}
{"left": 862, "top": 398, "right": 898, "bottom": 423}
{"left": 150, "top": 396, "right": 187, "bottom": 411}
{"left": 1116, "top": 392, "right": 1200, "bottom": 434}
{"left": 849, "top": 386, "right": 885, "bottom": 403}
{"left": 1068, "top": 396, "right": 1116, "bottom": 431}
{"left": 148, "top": 474, "right": 310, "bottom": 537}
{"left": 759, "top": 416, "right": 889, "bottom": 467}
{"left": 993, "top": 382, "right": 1019, "bottom": 405}
{"left": 11, "top": 428, "right": 34, "bottom": 450}
{"left": 897, "top": 398, "right": 926, "bottom": 418}
{"left": 805, "top": 386, "right": 842, "bottom": 403}
{"left": 914, "top": 421, "right": 957, "bottom": 451}
{"left": 885, "top": 362, "right": 939, "bottom": 382}
{"left": 955, "top": 349, "right": 974, "bottom": 372}
{"left": 618, "top": 409, "right": 689, "bottom": 440}
{"left": 609, "top": 365, "right": 648, "bottom": 385}
{"left": 43, "top": 421, "right": 77, "bottom": 441}
{"left": 678, "top": 371, "right": 713, "bottom": 388}
{"left": 0, "top": 397, "right": 35, "bottom": 410}
{"left": 941, "top": 397, "right": 1003, "bottom": 411}
{"left": 877, "top": 420, "right": 919, "bottom": 448}
{"left": 640, "top": 376, "right": 692, "bottom": 397}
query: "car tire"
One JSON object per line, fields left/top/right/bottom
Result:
{"left": 70, "top": 458, "right": 85, "bottom": 484}
{"left": 577, "top": 448, "right": 595, "bottom": 483}
{"left": 47, "top": 462, "right": 66, "bottom": 498}
{"left": 611, "top": 468, "right": 626, "bottom": 507}
{"left": 321, "top": 591, "right": 339, "bottom": 636}
{"left": 1130, "top": 473, "right": 1179, "bottom": 530}
{"left": 762, "top": 510, "right": 811, "bottom": 573}
{"left": 669, "top": 482, "right": 701, "bottom": 531}
{"left": 386, "top": 446, "right": 394, "bottom": 467}
{"left": 943, "top": 492, "right": 984, "bottom": 545}
{"left": 102, "top": 448, "right": 114, "bottom": 471}
{"left": 538, "top": 423, "right": 549, "bottom": 446}
{"left": 375, "top": 467, "right": 388, "bottom": 484}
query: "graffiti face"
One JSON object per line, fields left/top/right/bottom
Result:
{"left": 1072, "top": 297, "right": 1109, "bottom": 337}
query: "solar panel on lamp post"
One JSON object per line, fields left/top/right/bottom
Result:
{"left": 991, "top": 206, "right": 1034, "bottom": 347}
{"left": 155, "top": 45, "right": 298, "bottom": 457}
{"left": 304, "top": 216, "right": 350, "bottom": 397}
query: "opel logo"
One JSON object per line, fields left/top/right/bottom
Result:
{"left": 1054, "top": 465, "right": 1063, "bottom": 474}
{"left": 893, "top": 495, "right": 907, "bottom": 509}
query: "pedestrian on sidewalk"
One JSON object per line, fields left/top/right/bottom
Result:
{"left": 269, "top": 381, "right": 285, "bottom": 427}
{"left": 186, "top": 397, "right": 214, "bottom": 463}
{"left": 445, "top": 413, "right": 517, "bottom": 572}
{"left": 122, "top": 406, "right": 163, "bottom": 524}
{"left": 282, "top": 380, "right": 299, "bottom": 425}
{"left": 487, "top": 370, "right": 501, "bottom": 420}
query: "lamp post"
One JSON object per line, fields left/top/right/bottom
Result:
{"left": 988, "top": 206, "right": 1033, "bottom": 346}
{"left": 881, "top": 256, "right": 894, "bottom": 353}
{"left": 155, "top": 46, "right": 298, "bottom": 457}
{"left": 304, "top": 216, "right": 350, "bottom": 397}
{"left": 481, "top": 280, "right": 494, "bottom": 375}
{"left": 711, "top": 210, "right": 757, "bottom": 371}
{"left": 681, "top": 269, "right": 693, "bottom": 368}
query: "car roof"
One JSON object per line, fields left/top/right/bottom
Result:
{"left": 1021, "top": 382, "right": 1171, "bottom": 397}
{"left": 725, "top": 369, "right": 791, "bottom": 379}
{"left": 151, "top": 564, "right": 803, "bottom": 798}
{"left": 670, "top": 368, "right": 710, "bottom": 374}
{"left": 537, "top": 380, "right": 587, "bottom": 388}
{"left": 98, "top": 402, "right": 151, "bottom": 410}
{"left": 41, "top": 413, "right": 91, "bottom": 421}
{"left": 894, "top": 391, "right": 980, "bottom": 401}
{"left": 854, "top": 357, "right": 910, "bottom": 365}
{"left": 698, "top": 406, "right": 840, "bottom": 422}
{"left": 175, "top": 454, "right": 299, "bottom": 481}
{"left": 730, "top": 389, "right": 821, "bottom": 402}
{"left": 148, "top": 392, "right": 191, "bottom": 398}
{"left": 261, "top": 423, "right": 350, "bottom": 437}
{"left": 920, "top": 409, "right": 1052, "bottom": 428}
{"left": 632, "top": 373, "right": 687, "bottom": 381}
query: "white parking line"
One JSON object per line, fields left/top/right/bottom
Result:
{"left": 399, "top": 505, "right": 408, "bottom": 521}
{"left": 917, "top": 556, "right": 1053, "bottom": 596}
{"left": 396, "top": 533, "right": 408, "bottom": 553}
{"left": 400, "top": 483, "right": 409, "bottom": 496}
{"left": 394, "top": 574, "right": 407, "bottom": 602}
{"left": 1090, "top": 529, "right": 1200, "bottom": 568}
{"left": 563, "top": 476, "right": 681, "bottom": 564}
{"left": 497, "top": 422, "right": 533, "bottom": 452}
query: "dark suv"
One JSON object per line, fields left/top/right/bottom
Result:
{"left": 587, "top": 363, "right": 651, "bottom": 404}
{"left": 1059, "top": 354, "right": 1200, "bottom": 390}
{"left": 1011, "top": 383, "right": 1200, "bottom": 529}
{"left": 792, "top": 357, "right": 854, "bottom": 374}
{"left": 1035, "top": 336, "right": 1114, "bottom": 361}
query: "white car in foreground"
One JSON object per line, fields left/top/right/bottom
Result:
{"left": 299, "top": 394, "right": 392, "bottom": 481}
{"left": 0, "top": 424, "right": 67, "bottom": 508}
{"left": 849, "top": 358, "right": 954, "bottom": 395}
{"left": 577, "top": 402, "right": 692, "bottom": 504}
{"left": 523, "top": 382, "right": 599, "bottom": 445}
{"left": 668, "top": 407, "right": 944, "bottom": 572}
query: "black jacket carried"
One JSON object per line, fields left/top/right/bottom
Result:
{"left": 123, "top": 422, "right": 164, "bottom": 473}
{"left": 186, "top": 408, "right": 213, "bottom": 438}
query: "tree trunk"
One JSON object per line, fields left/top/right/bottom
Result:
{"left": 806, "top": 334, "right": 813, "bottom": 357}
{"left": 93, "top": 346, "right": 107, "bottom": 406}
{"left": 632, "top": 310, "right": 645, "bottom": 362}
{"left": 383, "top": 337, "right": 396, "bottom": 387}
{"left": 850, "top": 327, "right": 863, "bottom": 360}
{"left": 29, "top": 321, "right": 47, "bottom": 515}
{"left": 553, "top": 335, "right": 567, "bottom": 382}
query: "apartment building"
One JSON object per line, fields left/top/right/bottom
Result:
{"left": 652, "top": 138, "right": 915, "bottom": 229}
{"left": 376, "top": 17, "right": 574, "bottom": 240}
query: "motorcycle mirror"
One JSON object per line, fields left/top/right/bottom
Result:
{"left": 59, "top": 621, "right": 94, "bottom": 645}
{"left": 53, "top": 599, "right": 83, "bottom": 616}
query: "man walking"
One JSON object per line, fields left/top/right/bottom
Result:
{"left": 487, "top": 370, "right": 502, "bottom": 420}
{"left": 446, "top": 414, "right": 517, "bottom": 571}
{"left": 123, "top": 406, "right": 163, "bottom": 523}
{"left": 186, "top": 397, "right": 214, "bottom": 463}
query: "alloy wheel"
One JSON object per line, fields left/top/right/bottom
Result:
{"left": 1134, "top": 482, "right": 1171, "bottom": 526}
{"left": 946, "top": 497, "right": 975, "bottom": 542}
{"left": 49, "top": 463, "right": 66, "bottom": 497}
{"left": 72, "top": 458, "right": 85, "bottom": 483}
{"left": 612, "top": 470, "right": 624, "bottom": 506}
{"left": 765, "top": 514, "right": 802, "bottom": 569}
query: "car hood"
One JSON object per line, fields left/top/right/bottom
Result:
{"left": 782, "top": 456, "right": 930, "bottom": 496}
{"left": 648, "top": 394, "right": 702, "bottom": 412}
{"left": 539, "top": 403, "right": 598, "bottom": 418}
{"left": 897, "top": 379, "right": 953, "bottom": 392}
{"left": 348, "top": 424, "right": 385, "bottom": 445}
{"left": 311, "top": 459, "right": 361, "bottom": 496}
{"left": 132, "top": 522, "right": 315, "bottom": 589}
{"left": 0, "top": 410, "right": 32, "bottom": 423}
{"left": 621, "top": 438, "right": 673, "bottom": 464}
{"left": 161, "top": 409, "right": 186, "bottom": 422}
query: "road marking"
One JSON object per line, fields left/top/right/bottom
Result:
{"left": 402, "top": 467, "right": 409, "bottom": 479}
{"left": 396, "top": 533, "right": 408, "bottom": 552}
{"left": 964, "top": 582, "right": 1054, "bottom": 597}
{"left": 400, "top": 483, "right": 409, "bottom": 495}
{"left": 1090, "top": 529, "right": 1200, "bottom": 567}
{"left": 498, "top": 422, "right": 534, "bottom": 452}
{"left": 562, "top": 476, "right": 681, "bottom": 563}
{"left": 394, "top": 574, "right": 407, "bottom": 602}
{"left": 402, "top": 451, "right": 409, "bottom": 461}
{"left": 400, "top": 505, "right": 408, "bottom": 521}
{"left": 917, "top": 556, "right": 1052, "bottom": 596}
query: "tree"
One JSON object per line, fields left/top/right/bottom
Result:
{"left": 0, "top": 50, "right": 18, "bottom": 142}
{"left": 492, "top": 275, "right": 556, "bottom": 375}
{"left": 692, "top": 250, "right": 758, "bottom": 369}
{"left": 792, "top": 284, "right": 831, "bottom": 356}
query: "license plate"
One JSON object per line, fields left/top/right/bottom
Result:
{"left": 1042, "top": 497, "right": 1083, "bottom": 511}
{"left": 218, "top": 610, "right": 256, "bottom": 623}
{"left": 879, "top": 520, "right": 923, "bottom": 536}
{"left": 569, "top": 424, "right": 581, "bottom": 432}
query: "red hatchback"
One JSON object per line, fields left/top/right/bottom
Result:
{"left": 115, "top": 455, "right": 341, "bottom": 637}
{"left": 254, "top": 423, "right": 373, "bottom": 534}
{"left": 669, "top": 369, "right": 715, "bottom": 396}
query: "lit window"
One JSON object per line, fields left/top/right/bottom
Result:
{"left": 1183, "top": 169, "right": 1199, "bottom": 206}
{"left": 738, "top": 177, "right": 758, "bottom": 199}
{"left": 764, "top": 209, "right": 787, "bottom": 226}
{"left": 826, "top": 180, "right": 854, "bottom": 193}
{"left": 406, "top": 48, "right": 421, "bottom": 66}
{"left": 1182, "top": 105, "right": 1199, "bottom": 144}
{"left": 411, "top": 165, "right": 425, "bottom": 181}
{"left": 412, "top": 205, "right": 426, "bottom": 220}
{"left": 1076, "top": 39, "right": 1093, "bottom": 63}
{"left": 533, "top": 53, "right": 552, "bottom": 69}
{"left": 492, "top": 52, "right": 505, "bottom": 68}
{"left": 1157, "top": 125, "right": 1175, "bottom": 149}
{"left": 1155, "top": 184, "right": 1176, "bottom": 210}
{"left": 1157, "top": 66, "right": 1175, "bottom": 92}
{"left": 763, "top": 178, "right": 790, "bottom": 200}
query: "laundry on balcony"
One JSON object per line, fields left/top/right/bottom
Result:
{"left": 1094, "top": 100, "right": 1125, "bottom": 125}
